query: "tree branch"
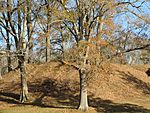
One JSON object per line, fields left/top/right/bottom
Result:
{"left": 59, "top": 60, "right": 79, "bottom": 70}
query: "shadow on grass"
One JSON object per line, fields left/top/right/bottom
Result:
{"left": 89, "top": 97, "right": 150, "bottom": 113}
{"left": 0, "top": 92, "right": 20, "bottom": 104}
{"left": 28, "top": 78, "right": 80, "bottom": 108}
{"left": 119, "top": 71, "right": 150, "bottom": 94}
{"left": 1, "top": 76, "right": 150, "bottom": 112}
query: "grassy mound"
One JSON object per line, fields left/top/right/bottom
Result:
{"left": 0, "top": 62, "right": 150, "bottom": 112}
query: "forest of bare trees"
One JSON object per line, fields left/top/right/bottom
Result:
{"left": 0, "top": 0, "right": 150, "bottom": 111}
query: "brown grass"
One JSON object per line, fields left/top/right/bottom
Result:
{"left": 0, "top": 62, "right": 150, "bottom": 112}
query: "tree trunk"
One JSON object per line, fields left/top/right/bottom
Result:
{"left": 46, "top": 37, "right": 51, "bottom": 62}
{"left": 60, "top": 26, "right": 65, "bottom": 59}
{"left": 17, "top": 0, "right": 21, "bottom": 51}
{"left": 5, "top": 1, "right": 12, "bottom": 72}
{"left": 0, "top": 68, "right": 2, "bottom": 79}
{"left": 18, "top": 1, "right": 28, "bottom": 102}
{"left": 78, "top": 36, "right": 91, "bottom": 111}
{"left": 6, "top": 39, "right": 11, "bottom": 72}
{"left": 26, "top": 0, "right": 32, "bottom": 63}
{"left": 45, "top": 0, "right": 51, "bottom": 62}
{"left": 78, "top": 68, "right": 88, "bottom": 111}
{"left": 96, "top": 16, "right": 104, "bottom": 39}
{"left": 18, "top": 54, "right": 28, "bottom": 103}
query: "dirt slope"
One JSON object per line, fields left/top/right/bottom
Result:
{"left": 0, "top": 62, "right": 150, "bottom": 112}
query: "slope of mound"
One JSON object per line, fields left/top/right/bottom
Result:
{"left": 0, "top": 62, "right": 150, "bottom": 112}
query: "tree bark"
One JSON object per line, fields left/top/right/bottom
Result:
{"left": 78, "top": 68, "right": 88, "bottom": 111}
{"left": 18, "top": 0, "right": 28, "bottom": 102}
{"left": 18, "top": 54, "right": 28, "bottom": 103}
{"left": 0, "top": 68, "right": 2, "bottom": 79}
{"left": 96, "top": 16, "right": 104, "bottom": 39}
{"left": 26, "top": 0, "right": 32, "bottom": 63}
{"left": 6, "top": 13, "right": 11, "bottom": 72}
{"left": 17, "top": 0, "right": 21, "bottom": 51}
{"left": 60, "top": 26, "right": 65, "bottom": 59}
{"left": 6, "top": 38, "right": 11, "bottom": 72}
{"left": 5, "top": 0, "right": 12, "bottom": 72}
{"left": 78, "top": 36, "right": 91, "bottom": 111}
{"left": 46, "top": 37, "right": 51, "bottom": 62}
{"left": 45, "top": 0, "right": 51, "bottom": 62}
